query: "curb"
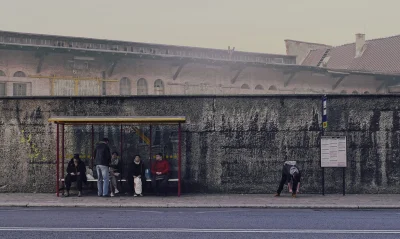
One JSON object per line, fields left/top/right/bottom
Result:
{"left": 1, "top": 203, "right": 400, "bottom": 209}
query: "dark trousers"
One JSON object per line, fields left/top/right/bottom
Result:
{"left": 151, "top": 175, "right": 168, "bottom": 194}
{"left": 277, "top": 174, "right": 299, "bottom": 194}
{"left": 65, "top": 174, "right": 83, "bottom": 191}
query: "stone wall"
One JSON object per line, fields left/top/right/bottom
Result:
{"left": 0, "top": 95, "right": 399, "bottom": 194}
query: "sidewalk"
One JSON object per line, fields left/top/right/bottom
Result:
{"left": 0, "top": 193, "right": 399, "bottom": 209}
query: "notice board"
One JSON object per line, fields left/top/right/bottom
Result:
{"left": 321, "top": 136, "right": 347, "bottom": 167}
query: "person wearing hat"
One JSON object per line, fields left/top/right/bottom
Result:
{"left": 64, "top": 154, "right": 87, "bottom": 197}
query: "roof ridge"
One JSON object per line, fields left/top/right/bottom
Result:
{"left": 284, "top": 39, "right": 331, "bottom": 47}
{"left": 0, "top": 29, "right": 291, "bottom": 57}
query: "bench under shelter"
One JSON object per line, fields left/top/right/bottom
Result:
{"left": 48, "top": 116, "right": 186, "bottom": 197}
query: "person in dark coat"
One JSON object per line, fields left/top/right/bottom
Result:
{"left": 275, "top": 161, "right": 301, "bottom": 198}
{"left": 94, "top": 138, "right": 111, "bottom": 197}
{"left": 132, "top": 155, "right": 146, "bottom": 197}
{"left": 64, "top": 154, "right": 87, "bottom": 197}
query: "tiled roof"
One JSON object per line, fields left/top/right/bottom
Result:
{"left": 301, "top": 35, "right": 400, "bottom": 74}
{"left": 301, "top": 48, "right": 328, "bottom": 66}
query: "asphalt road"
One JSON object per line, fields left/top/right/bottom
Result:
{"left": 0, "top": 207, "right": 400, "bottom": 239}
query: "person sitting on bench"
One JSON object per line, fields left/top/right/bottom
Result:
{"left": 64, "top": 154, "right": 87, "bottom": 197}
{"left": 275, "top": 161, "right": 301, "bottom": 198}
{"left": 132, "top": 155, "right": 146, "bottom": 197}
{"left": 151, "top": 153, "right": 170, "bottom": 196}
{"left": 109, "top": 151, "right": 121, "bottom": 197}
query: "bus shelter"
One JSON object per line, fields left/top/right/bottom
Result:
{"left": 48, "top": 116, "right": 186, "bottom": 197}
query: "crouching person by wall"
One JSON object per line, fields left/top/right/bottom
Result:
{"left": 275, "top": 161, "right": 301, "bottom": 198}
{"left": 65, "top": 154, "right": 87, "bottom": 197}
{"left": 151, "top": 153, "right": 170, "bottom": 196}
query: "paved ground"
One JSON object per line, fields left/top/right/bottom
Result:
{"left": 0, "top": 193, "right": 400, "bottom": 209}
{"left": 1, "top": 207, "right": 400, "bottom": 239}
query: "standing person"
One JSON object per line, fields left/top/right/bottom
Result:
{"left": 94, "top": 138, "right": 111, "bottom": 197}
{"left": 275, "top": 161, "right": 301, "bottom": 198}
{"left": 64, "top": 154, "right": 87, "bottom": 197}
{"left": 132, "top": 155, "right": 145, "bottom": 197}
{"left": 151, "top": 153, "right": 170, "bottom": 196}
{"left": 109, "top": 152, "right": 121, "bottom": 197}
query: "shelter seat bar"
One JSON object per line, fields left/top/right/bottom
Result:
{"left": 48, "top": 116, "right": 186, "bottom": 124}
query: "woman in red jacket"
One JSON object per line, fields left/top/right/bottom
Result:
{"left": 151, "top": 153, "right": 170, "bottom": 196}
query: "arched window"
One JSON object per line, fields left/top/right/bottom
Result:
{"left": 154, "top": 79, "right": 164, "bottom": 95}
{"left": 120, "top": 77, "right": 131, "bottom": 95}
{"left": 269, "top": 85, "right": 277, "bottom": 91}
{"left": 137, "top": 78, "right": 148, "bottom": 95}
{"left": 241, "top": 84, "right": 250, "bottom": 89}
{"left": 255, "top": 85, "right": 264, "bottom": 90}
{"left": 364, "top": 91, "right": 370, "bottom": 94}
{"left": 340, "top": 90, "right": 347, "bottom": 94}
{"left": 352, "top": 90, "right": 359, "bottom": 94}
{"left": 13, "top": 71, "right": 26, "bottom": 77}
{"left": 0, "top": 70, "right": 5, "bottom": 76}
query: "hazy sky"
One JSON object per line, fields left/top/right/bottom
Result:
{"left": 0, "top": 0, "right": 398, "bottom": 54}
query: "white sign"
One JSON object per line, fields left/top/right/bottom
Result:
{"left": 321, "top": 136, "right": 347, "bottom": 167}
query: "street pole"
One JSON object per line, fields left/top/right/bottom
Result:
{"left": 321, "top": 95, "right": 327, "bottom": 196}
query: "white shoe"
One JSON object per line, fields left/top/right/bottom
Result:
{"left": 111, "top": 192, "right": 115, "bottom": 197}
{"left": 115, "top": 189, "right": 119, "bottom": 194}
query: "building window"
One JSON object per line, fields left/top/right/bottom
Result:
{"left": 255, "top": 85, "right": 264, "bottom": 90}
{"left": 340, "top": 90, "right": 347, "bottom": 94}
{"left": 241, "top": 84, "right": 250, "bottom": 89}
{"left": 120, "top": 77, "right": 131, "bottom": 95}
{"left": 13, "top": 83, "right": 27, "bottom": 96}
{"left": 13, "top": 71, "right": 26, "bottom": 77}
{"left": 269, "top": 85, "right": 277, "bottom": 91}
{"left": 154, "top": 79, "right": 164, "bottom": 95}
{"left": 137, "top": 78, "right": 148, "bottom": 95}
{"left": 0, "top": 83, "right": 5, "bottom": 96}
{"left": 0, "top": 70, "right": 5, "bottom": 76}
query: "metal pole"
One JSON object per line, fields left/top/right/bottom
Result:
{"left": 178, "top": 123, "right": 182, "bottom": 197}
{"left": 56, "top": 123, "right": 60, "bottom": 197}
{"left": 321, "top": 95, "right": 327, "bottom": 196}
{"left": 120, "top": 125, "right": 123, "bottom": 192}
{"left": 61, "top": 124, "right": 65, "bottom": 195}
{"left": 343, "top": 167, "right": 346, "bottom": 196}
{"left": 149, "top": 125, "right": 152, "bottom": 165}
{"left": 91, "top": 125, "right": 94, "bottom": 169}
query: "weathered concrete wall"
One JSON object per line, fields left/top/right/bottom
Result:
{"left": 0, "top": 95, "right": 399, "bottom": 194}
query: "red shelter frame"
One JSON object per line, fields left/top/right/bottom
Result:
{"left": 48, "top": 116, "right": 186, "bottom": 197}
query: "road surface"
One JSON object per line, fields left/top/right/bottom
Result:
{"left": 0, "top": 207, "right": 399, "bottom": 238}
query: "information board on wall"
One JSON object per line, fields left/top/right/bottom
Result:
{"left": 321, "top": 136, "right": 347, "bottom": 167}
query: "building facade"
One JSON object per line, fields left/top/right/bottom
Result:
{"left": 0, "top": 31, "right": 396, "bottom": 97}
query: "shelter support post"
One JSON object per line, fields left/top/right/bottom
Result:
{"left": 61, "top": 124, "right": 65, "bottom": 195}
{"left": 178, "top": 123, "right": 182, "bottom": 197}
{"left": 149, "top": 125, "right": 152, "bottom": 164}
{"left": 56, "top": 123, "right": 60, "bottom": 197}
{"left": 91, "top": 125, "right": 94, "bottom": 169}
